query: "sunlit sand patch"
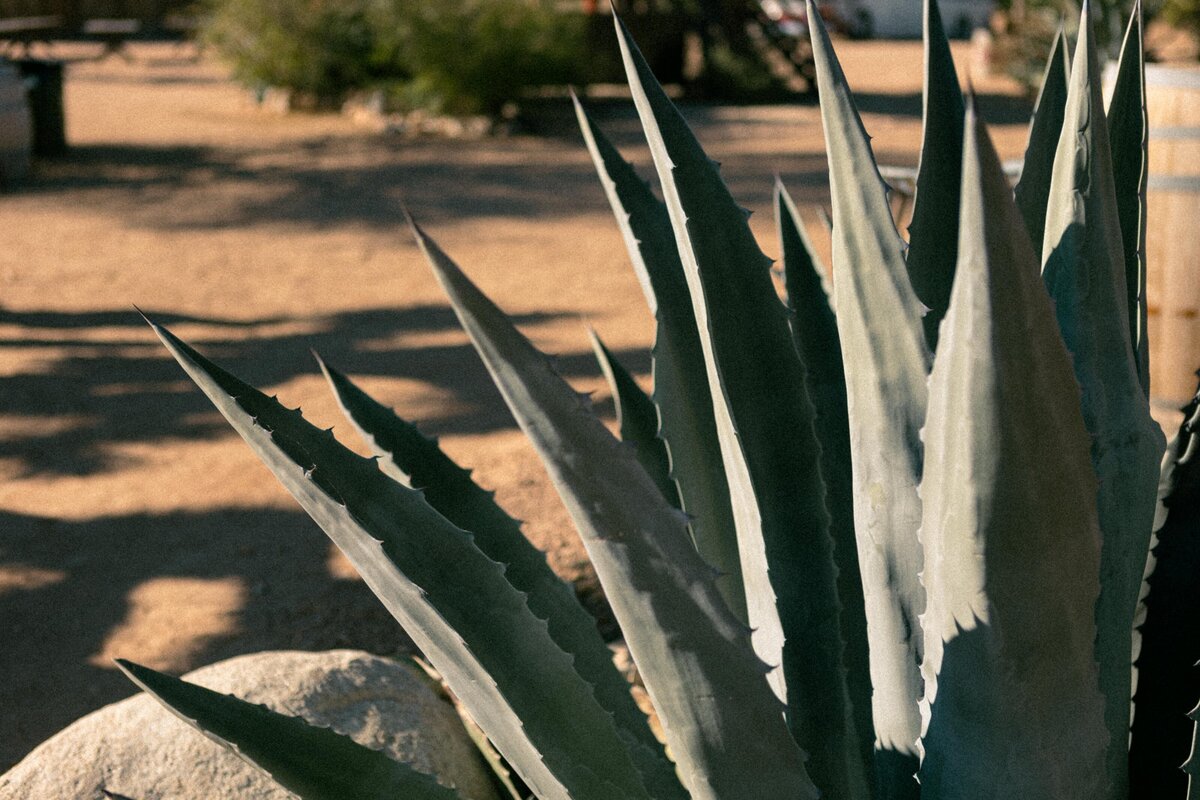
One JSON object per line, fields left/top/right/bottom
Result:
{"left": 0, "top": 565, "right": 68, "bottom": 596}
{"left": 89, "top": 576, "right": 245, "bottom": 673}
{"left": 326, "top": 542, "right": 361, "bottom": 581}
{"left": 0, "top": 414, "right": 92, "bottom": 441}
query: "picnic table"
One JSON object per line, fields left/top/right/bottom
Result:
{"left": 0, "top": 16, "right": 62, "bottom": 57}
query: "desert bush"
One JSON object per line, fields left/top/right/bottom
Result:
{"left": 202, "top": 0, "right": 389, "bottom": 108}
{"left": 202, "top": 0, "right": 584, "bottom": 114}
{"left": 1161, "top": 0, "right": 1200, "bottom": 52}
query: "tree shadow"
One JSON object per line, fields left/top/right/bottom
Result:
{"left": 0, "top": 304, "right": 650, "bottom": 477}
{"left": 0, "top": 505, "right": 401, "bottom": 771}
{"left": 20, "top": 108, "right": 845, "bottom": 233}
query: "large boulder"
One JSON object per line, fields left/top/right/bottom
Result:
{"left": 0, "top": 650, "right": 500, "bottom": 800}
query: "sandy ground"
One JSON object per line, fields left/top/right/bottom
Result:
{"left": 0, "top": 39, "right": 1042, "bottom": 769}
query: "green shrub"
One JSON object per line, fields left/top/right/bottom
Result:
{"left": 121, "top": 2, "right": 1200, "bottom": 799}
{"left": 1161, "top": 0, "right": 1200, "bottom": 53}
{"left": 382, "top": 1, "right": 584, "bottom": 116}
{"left": 202, "top": 0, "right": 389, "bottom": 107}
{"left": 202, "top": 0, "right": 584, "bottom": 115}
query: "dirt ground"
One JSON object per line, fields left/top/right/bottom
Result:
{"left": 0, "top": 39, "right": 1043, "bottom": 769}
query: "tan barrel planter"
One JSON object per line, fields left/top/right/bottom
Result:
{"left": 1144, "top": 64, "right": 1200, "bottom": 403}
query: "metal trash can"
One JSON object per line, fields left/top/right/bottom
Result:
{"left": 14, "top": 57, "right": 66, "bottom": 156}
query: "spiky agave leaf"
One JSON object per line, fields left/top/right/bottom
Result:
{"left": 315, "top": 357, "right": 686, "bottom": 800}
{"left": 905, "top": 0, "right": 966, "bottom": 350}
{"left": 1129, "top": 381, "right": 1200, "bottom": 797}
{"left": 614, "top": 15, "right": 868, "bottom": 796}
{"left": 807, "top": 2, "right": 930, "bottom": 792}
{"left": 1106, "top": 0, "right": 1150, "bottom": 396}
{"left": 587, "top": 327, "right": 681, "bottom": 508}
{"left": 775, "top": 179, "right": 874, "bottom": 776}
{"left": 115, "top": 660, "right": 467, "bottom": 800}
{"left": 1014, "top": 27, "right": 1071, "bottom": 262}
{"left": 573, "top": 95, "right": 746, "bottom": 623}
{"left": 918, "top": 98, "right": 1110, "bottom": 799}
{"left": 1041, "top": 6, "right": 1166, "bottom": 793}
{"left": 1188, "top": 704, "right": 1200, "bottom": 800}
{"left": 146, "top": 320, "right": 654, "bottom": 800}
{"left": 413, "top": 217, "right": 820, "bottom": 800}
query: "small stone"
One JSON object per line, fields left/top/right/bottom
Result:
{"left": 0, "top": 650, "right": 500, "bottom": 800}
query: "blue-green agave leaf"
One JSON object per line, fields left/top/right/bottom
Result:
{"left": 146, "top": 320, "right": 654, "bottom": 800}
{"left": 917, "top": 99, "right": 1110, "bottom": 799}
{"left": 413, "top": 218, "right": 819, "bottom": 800}
{"left": 587, "top": 328, "right": 681, "bottom": 509}
{"left": 905, "top": 0, "right": 966, "bottom": 350}
{"left": 316, "top": 357, "right": 685, "bottom": 800}
{"left": 1014, "top": 27, "right": 1070, "bottom": 262}
{"left": 1188, "top": 704, "right": 1200, "bottom": 800}
{"left": 615, "top": 16, "right": 868, "bottom": 797}
{"left": 808, "top": 3, "right": 930, "bottom": 792}
{"left": 1041, "top": 5, "right": 1166, "bottom": 793}
{"left": 1106, "top": 0, "right": 1150, "bottom": 396}
{"left": 775, "top": 178, "right": 874, "bottom": 778}
{"left": 115, "top": 659, "right": 466, "bottom": 800}
{"left": 572, "top": 95, "right": 746, "bottom": 623}
{"left": 453, "top": 708, "right": 529, "bottom": 800}
{"left": 1129, "top": 383, "right": 1200, "bottom": 798}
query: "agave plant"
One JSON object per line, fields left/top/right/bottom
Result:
{"left": 115, "top": 1, "right": 1200, "bottom": 798}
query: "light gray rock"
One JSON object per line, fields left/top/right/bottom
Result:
{"left": 0, "top": 650, "right": 500, "bottom": 800}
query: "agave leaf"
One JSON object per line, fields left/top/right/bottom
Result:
{"left": 1041, "top": 5, "right": 1166, "bottom": 792}
{"left": 587, "top": 328, "right": 681, "bottom": 508}
{"left": 316, "top": 358, "right": 684, "bottom": 800}
{"left": 807, "top": 2, "right": 930, "bottom": 791}
{"left": 414, "top": 217, "right": 820, "bottom": 800}
{"left": 905, "top": 0, "right": 966, "bottom": 350}
{"left": 775, "top": 179, "right": 874, "bottom": 777}
{"left": 1105, "top": 0, "right": 1150, "bottom": 396}
{"left": 572, "top": 95, "right": 746, "bottom": 623}
{"left": 615, "top": 16, "right": 868, "bottom": 796}
{"left": 1188, "top": 704, "right": 1200, "bottom": 800}
{"left": 146, "top": 320, "right": 653, "bottom": 800}
{"left": 917, "top": 99, "right": 1110, "bottom": 798}
{"left": 1014, "top": 27, "right": 1070, "bottom": 262}
{"left": 1129, "top": 384, "right": 1200, "bottom": 798}
{"left": 115, "top": 660, "right": 466, "bottom": 800}
{"left": 444, "top": 687, "right": 532, "bottom": 800}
